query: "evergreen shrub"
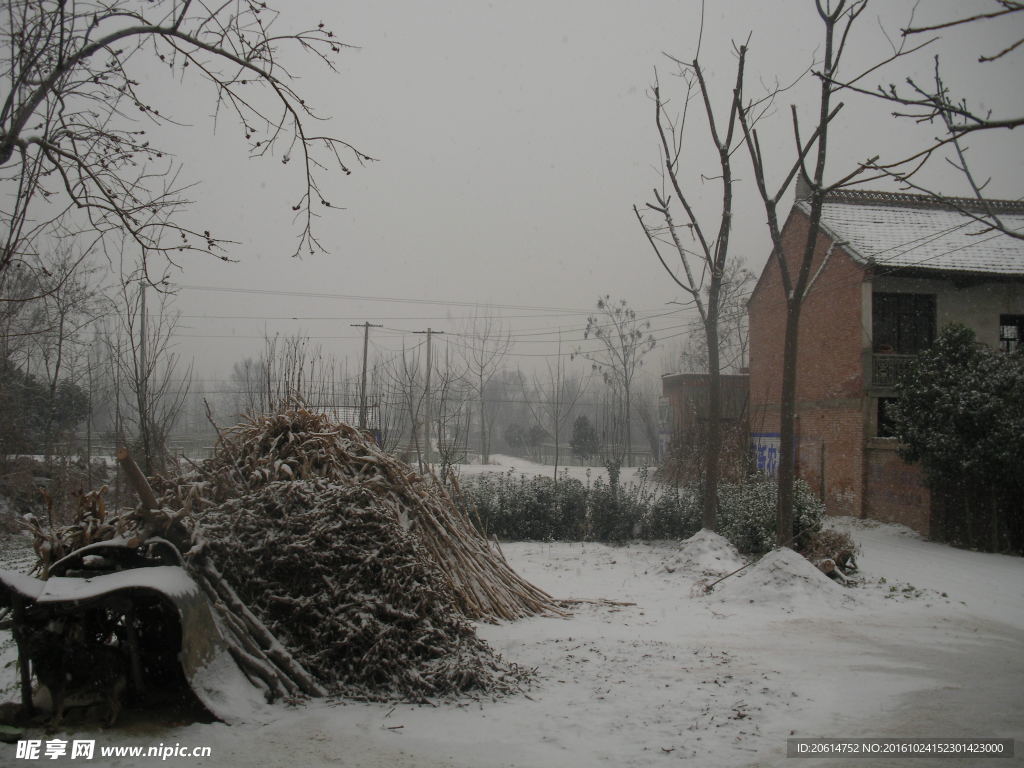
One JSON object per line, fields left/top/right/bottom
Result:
{"left": 460, "top": 468, "right": 823, "bottom": 553}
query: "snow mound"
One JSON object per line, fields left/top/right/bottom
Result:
{"left": 661, "top": 529, "right": 745, "bottom": 576}
{"left": 712, "top": 547, "right": 856, "bottom": 609}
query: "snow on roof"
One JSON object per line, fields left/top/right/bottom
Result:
{"left": 798, "top": 190, "right": 1024, "bottom": 276}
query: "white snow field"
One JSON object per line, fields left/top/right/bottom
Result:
{"left": 2, "top": 517, "right": 1022, "bottom": 767}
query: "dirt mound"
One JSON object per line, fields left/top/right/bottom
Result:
{"left": 712, "top": 547, "right": 856, "bottom": 609}
{"left": 661, "top": 529, "right": 745, "bottom": 577}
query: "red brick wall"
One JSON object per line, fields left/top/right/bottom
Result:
{"left": 748, "top": 207, "right": 870, "bottom": 517}
{"left": 864, "top": 440, "right": 931, "bottom": 534}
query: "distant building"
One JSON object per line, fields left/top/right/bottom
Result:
{"left": 660, "top": 372, "right": 749, "bottom": 481}
{"left": 747, "top": 188, "right": 1024, "bottom": 534}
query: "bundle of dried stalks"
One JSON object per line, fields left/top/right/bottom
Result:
{"left": 196, "top": 478, "right": 528, "bottom": 701}
{"left": 160, "top": 409, "right": 563, "bottom": 622}
{"left": 21, "top": 408, "right": 558, "bottom": 704}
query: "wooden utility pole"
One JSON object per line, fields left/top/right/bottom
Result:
{"left": 413, "top": 328, "right": 444, "bottom": 468}
{"left": 351, "top": 322, "right": 382, "bottom": 429}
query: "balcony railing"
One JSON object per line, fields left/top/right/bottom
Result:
{"left": 872, "top": 353, "right": 916, "bottom": 388}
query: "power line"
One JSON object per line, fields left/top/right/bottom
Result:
{"left": 178, "top": 284, "right": 599, "bottom": 315}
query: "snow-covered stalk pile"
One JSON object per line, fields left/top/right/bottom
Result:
{"left": 24, "top": 408, "right": 558, "bottom": 703}
{"left": 193, "top": 477, "right": 528, "bottom": 702}
{"left": 159, "top": 409, "right": 562, "bottom": 622}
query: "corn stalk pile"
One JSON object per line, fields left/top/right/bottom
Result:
{"left": 194, "top": 477, "right": 524, "bottom": 701}
{"left": 156, "top": 409, "right": 562, "bottom": 622}
{"left": 22, "top": 408, "right": 561, "bottom": 704}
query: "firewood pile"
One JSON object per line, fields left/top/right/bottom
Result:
{"left": 21, "top": 408, "right": 562, "bottom": 705}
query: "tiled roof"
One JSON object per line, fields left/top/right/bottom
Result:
{"left": 797, "top": 190, "right": 1024, "bottom": 276}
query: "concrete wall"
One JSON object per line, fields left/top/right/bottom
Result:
{"left": 871, "top": 275, "right": 1024, "bottom": 348}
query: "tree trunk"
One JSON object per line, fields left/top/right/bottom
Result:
{"left": 479, "top": 372, "right": 488, "bottom": 464}
{"left": 43, "top": 310, "right": 67, "bottom": 462}
{"left": 553, "top": 408, "right": 560, "bottom": 480}
{"left": 624, "top": 386, "right": 632, "bottom": 466}
{"left": 703, "top": 303, "right": 722, "bottom": 531}
{"left": 776, "top": 296, "right": 802, "bottom": 547}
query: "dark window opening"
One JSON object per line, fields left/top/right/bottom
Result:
{"left": 872, "top": 293, "right": 936, "bottom": 354}
{"left": 1000, "top": 315, "right": 1024, "bottom": 353}
{"left": 877, "top": 397, "right": 898, "bottom": 438}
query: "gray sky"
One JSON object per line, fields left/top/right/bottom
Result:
{"left": 147, "top": 0, "right": 1023, "bottom": 391}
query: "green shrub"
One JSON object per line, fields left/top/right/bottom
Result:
{"left": 458, "top": 468, "right": 823, "bottom": 552}
{"left": 717, "top": 476, "right": 824, "bottom": 554}
{"left": 640, "top": 485, "right": 700, "bottom": 540}
{"left": 461, "top": 469, "right": 588, "bottom": 541}
{"left": 588, "top": 462, "right": 637, "bottom": 542}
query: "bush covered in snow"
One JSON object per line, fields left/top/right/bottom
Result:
{"left": 717, "top": 476, "right": 825, "bottom": 554}
{"left": 463, "top": 469, "right": 589, "bottom": 542}
{"left": 888, "top": 324, "right": 1024, "bottom": 553}
{"left": 460, "top": 468, "right": 823, "bottom": 552}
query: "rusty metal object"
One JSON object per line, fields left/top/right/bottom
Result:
{"left": 0, "top": 561, "right": 262, "bottom": 724}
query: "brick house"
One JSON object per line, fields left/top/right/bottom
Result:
{"left": 660, "top": 372, "right": 749, "bottom": 481}
{"left": 747, "top": 188, "right": 1024, "bottom": 534}
{"left": 662, "top": 373, "right": 749, "bottom": 432}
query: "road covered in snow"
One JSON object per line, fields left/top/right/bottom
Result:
{"left": 2, "top": 516, "right": 1022, "bottom": 767}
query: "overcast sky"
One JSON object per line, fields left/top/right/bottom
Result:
{"left": 142, "top": 0, "right": 1023, "bottom": 394}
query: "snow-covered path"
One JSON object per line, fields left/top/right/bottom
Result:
{"left": 2, "top": 519, "right": 1022, "bottom": 767}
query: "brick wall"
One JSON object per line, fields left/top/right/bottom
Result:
{"left": 748, "top": 207, "right": 870, "bottom": 517}
{"left": 864, "top": 440, "right": 931, "bottom": 534}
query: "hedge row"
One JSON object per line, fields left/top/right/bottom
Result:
{"left": 458, "top": 465, "right": 824, "bottom": 554}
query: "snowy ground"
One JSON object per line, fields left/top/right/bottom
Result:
{"left": 456, "top": 454, "right": 649, "bottom": 485}
{"left": 2, "top": 516, "right": 1021, "bottom": 767}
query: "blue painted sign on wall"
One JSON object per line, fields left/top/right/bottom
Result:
{"left": 751, "top": 433, "right": 781, "bottom": 476}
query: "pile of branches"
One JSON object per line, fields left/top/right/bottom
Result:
{"left": 22, "top": 408, "right": 560, "bottom": 704}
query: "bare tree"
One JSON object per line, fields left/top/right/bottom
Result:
{"left": 382, "top": 342, "right": 426, "bottom": 469}
{"left": 0, "top": 267, "right": 50, "bottom": 394}
{"left": 828, "top": 1, "right": 1024, "bottom": 238}
{"left": 431, "top": 344, "right": 472, "bottom": 483}
{"left": 486, "top": 367, "right": 532, "bottom": 456}
{"left": 573, "top": 296, "right": 655, "bottom": 466}
{"left": 369, "top": 357, "right": 407, "bottom": 454}
{"left": 632, "top": 375, "right": 665, "bottom": 465}
{"left": 109, "top": 276, "right": 192, "bottom": 474}
{"left": 458, "top": 309, "right": 512, "bottom": 464}
{"left": 737, "top": 0, "right": 878, "bottom": 545}
{"left": 526, "top": 337, "right": 587, "bottom": 478}
{"left": 32, "top": 252, "right": 104, "bottom": 456}
{"left": 635, "top": 44, "right": 751, "bottom": 528}
{"left": 229, "top": 356, "right": 265, "bottom": 418}
{"left": 0, "top": 0, "right": 372, "bottom": 278}
{"left": 229, "top": 333, "right": 342, "bottom": 418}
{"left": 671, "top": 261, "right": 755, "bottom": 375}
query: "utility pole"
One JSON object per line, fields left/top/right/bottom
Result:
{"left": 413, "top": 328, "right": 444, "bottom": 468}
{"left": 350, "top": 322, "right": 382, "bottom": 430}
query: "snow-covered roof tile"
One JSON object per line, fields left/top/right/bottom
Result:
{"left": 798, "top": 191, "right": 1024, "bottom": 276}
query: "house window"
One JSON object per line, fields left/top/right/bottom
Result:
{"left": 1000, "top": 315, "right": 1024, "bottom": 353}
{"left": 872, "top": 293, "right": 936, "bottom": 354}
{"left": 876, "top": 397, "right": 898, "bottom": 438}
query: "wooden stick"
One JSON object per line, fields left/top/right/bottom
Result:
{"left": 116, "top": 447, "right": 159, "bottom": 510}
{"left": 200, "top": 562, "right": 326, "bottom": 697}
